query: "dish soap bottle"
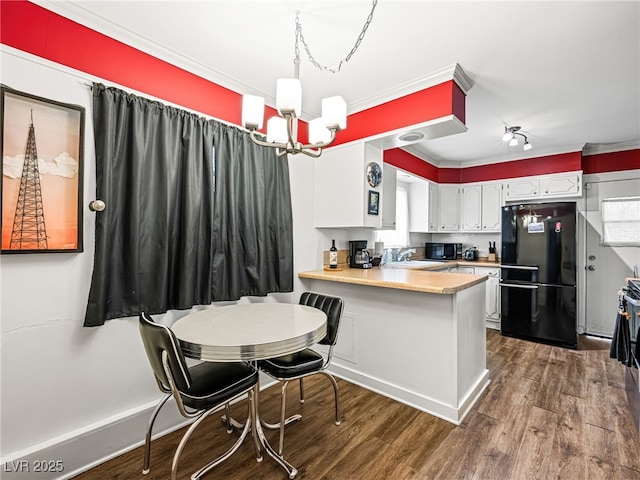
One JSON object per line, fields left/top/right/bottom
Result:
{"left": 329, "top": 239, "right": 338, "bottom": 269}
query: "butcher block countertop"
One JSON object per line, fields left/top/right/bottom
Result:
{"left": 298, "top": 266, "right": 487, "bottom": 295}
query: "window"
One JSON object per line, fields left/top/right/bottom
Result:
{"left": 375, "top": 184, "right": 409, "bottom": 247}
{"left": 601, "top": 196, "right": 640, "bottom": 246}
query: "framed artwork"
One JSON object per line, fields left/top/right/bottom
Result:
{"left": 367, "top": 190, "right": 379, "bottom": 215}
{"left": 1, "top": 86, "right": 84, "bottom": 253}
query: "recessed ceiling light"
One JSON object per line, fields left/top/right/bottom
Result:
{"left": 399, "top": 131, "right": 424, "bottom": 142}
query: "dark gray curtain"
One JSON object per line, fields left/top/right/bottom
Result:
{"left": 84, "top": 84, "right": 293, "bottom": 326}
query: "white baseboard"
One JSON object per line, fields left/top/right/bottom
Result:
{"left": 1, "top": 397, "right": 189, "bottom": 480}
{"left": 1, "top": 377, "right": 278, "bottom": 480}
{"left": 328, "top": 364, "right": 490, "bottom": 425}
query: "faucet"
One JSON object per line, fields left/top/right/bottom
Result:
{"left": 397, "top": 248, "right": 416, "bottom": 262}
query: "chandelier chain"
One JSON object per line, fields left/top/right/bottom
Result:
{"left": 295, "top": 0, "right": 378, "bottom": 74}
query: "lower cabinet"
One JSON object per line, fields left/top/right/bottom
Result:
{"left": 475, "top": 267, "right": 500, "bottom": 329}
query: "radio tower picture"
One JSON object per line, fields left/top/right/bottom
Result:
{"left": 9, "top": 110, "right": 48, "bottom": 250}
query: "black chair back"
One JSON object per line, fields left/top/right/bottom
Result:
{"left": 299, "top": 292, "right": 343, "bottom": 346}
{"left": 139, "top": 312, "right": 192, "bottom": 392}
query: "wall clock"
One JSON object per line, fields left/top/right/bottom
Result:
{"left": 366, "top": 162, "right": 382, "bottom": 188}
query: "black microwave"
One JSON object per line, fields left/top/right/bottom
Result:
{"left": 425, "top": 242, "right": 462, "bottom": 260}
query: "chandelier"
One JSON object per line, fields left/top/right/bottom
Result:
{"left": 242, "top": 1, "right": 378, "bottom": 157}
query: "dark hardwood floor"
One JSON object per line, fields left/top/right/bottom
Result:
{"left": 72, "top": 330, "right": 640, "bottom": 479}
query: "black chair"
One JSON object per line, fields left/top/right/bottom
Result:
{"left": 258, "top": 292, "right": 344, "bottom": 456}
{"left": 138, "top": 312, "right": 259, "bottom": 480}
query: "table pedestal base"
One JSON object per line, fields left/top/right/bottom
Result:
{"left": 205, "top": 385, "right": 299, "bottom": 479}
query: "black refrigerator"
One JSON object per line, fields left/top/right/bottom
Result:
{"left": 500, "top": 202, "right": 577, "bottom": 349}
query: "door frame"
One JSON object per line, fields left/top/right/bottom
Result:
{"left": 578, "top": 168, "right": 640, "bottom": 335}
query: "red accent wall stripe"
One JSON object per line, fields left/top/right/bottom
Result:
{"left": 334, "top": 81, "right": 464, "bottom": 146}
{"left": 582, "top": 150, "right": 640, "bottom": 174}
{"left": 458, "top": 152, "right": 583, "bottom": 183}
{"left": 384, "top": 149, "right": 593, "bottom": 184}
{"left": 383, "top": 148, "right": 439, "bottom": 181}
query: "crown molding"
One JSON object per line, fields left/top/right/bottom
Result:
{"left": 436, "top": 143, "right": 587, "bottom": 168}
{"left": 582, "top": 140, "right": 640, "bottom": 156}
{"left": 401, "top": 145, "right": 442, "bottom": 166}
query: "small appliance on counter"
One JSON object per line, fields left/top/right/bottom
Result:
{"left": 425, "top": 242, "right": 462, "bottom": 260}
{"left": 348, "top": 240, "right": 372, "bottom": 269}
{"left": 464, "top": 247, "right": 479, "bottom": 261}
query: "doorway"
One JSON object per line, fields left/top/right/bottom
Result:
{"left": 584, "top": 177, "right": 640, "bottom": 337}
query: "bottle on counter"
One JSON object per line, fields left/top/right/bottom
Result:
{"left": 329, "top": 239, "right": 338, "bottom": 269}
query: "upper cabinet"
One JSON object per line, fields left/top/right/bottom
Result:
{"left": 438, "top": 185, "right": 460, "bottom": 231}
{"left": 409, "top": 179, "right": 439, "bottom": 233}
{"left": 505, "top": 171, "right": 582, "bottom": 202}
{"left": 461, "top": 183, "right": 502, "bottom": 232}
{"left": 314, "top": 142, "right": 384, "bottom": 228}
{"left": 380, "top": 164, "right": 397, "bottom": 229}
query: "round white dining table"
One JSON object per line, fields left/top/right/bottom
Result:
{"left": 170, "top": 302, "right": 328, "bottom": 479}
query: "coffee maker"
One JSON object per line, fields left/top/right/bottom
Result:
{"left": 348, "top": 240, "right": 372, "bottom": 269}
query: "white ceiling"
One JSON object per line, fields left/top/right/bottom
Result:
{"left": 35, "top": 0, "right": 640, "bottom": 166}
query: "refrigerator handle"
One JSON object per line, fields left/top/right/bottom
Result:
{"left": 500, "top": 265, "right": 539, "bottom": 271}
{"left": 499, "top": 283, "right": 539, "bottom": 290}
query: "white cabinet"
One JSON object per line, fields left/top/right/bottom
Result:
{"left": 505, "top": 171, "right": 582, "bottom": 202}
{"left": 438, "top": 185, "right": 460, "bottom": 231}
{"left": 505, "top": 178, "right": 540, "bottom": 201}
{"left": 461, "top": 183, "right": 502, "bottom": 232}
{"left": 480, "top": 183, "right": 503, "bottom": 231}
{"left": 475, "top": 267, "right": 500, "bottom": 329}
{"left": 428, "top": 181, "right": 439, "bottom": 231}
{"left": 461, "top": 185, "right": 482, "bottom": 231}
{"left": 408, "top": 179, "right": 439, "bottom": 232}
{"left": 380, "top": 164, "right": 397, "bottom": 229}
{"left": 314, "top": 142, "right": 383, "bottom": 228}
{"left": 541, "top": 173, "right": 581, "bottom": 198}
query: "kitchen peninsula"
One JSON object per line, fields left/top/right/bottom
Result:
{"left": 298, "top": 266, "right": 489, "bottom": 424}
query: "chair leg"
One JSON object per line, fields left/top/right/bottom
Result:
{"left": 192, "top": 399, "right": 254, "bottom": 480}
{"left": 279, "top": 380, "right": 290, "bottom": 456}
{"left": 142, "top": 393, "right": 171, "bottom": 474}
{"left": 224, "top": 403, "right": 233, "bottom": 434}
{"left": 299, "top": 378, "right": 304, "bottom": 403}
{"left": 320, "top": 371, "right": 341, "bottom": 425}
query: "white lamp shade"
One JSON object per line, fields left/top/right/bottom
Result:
{"left": 242, "top": 95, "right": 265, "bottom": 129}
{"left": 502, "top": 131, "right": 514, "bottom": 142}
{"left": 276, "top": 78, "right": 302, "bottom": 116}
{"left": 322, "top": 96, "right": 347, "bottom": 130}
{"left": 523, "top": 142, "right": 532, "bottom": 151}
{"left": 266, "top": 116, "right": 288, "bottom": 144}
{"left": 308, "top": 117, "right": 332, "bottom": 144}
{"left": 508, "top": 137, "right": 519, "bottom": 147}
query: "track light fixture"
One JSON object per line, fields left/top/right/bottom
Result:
{"left": 502, "top": 126, "right": 532, "bottom": 151}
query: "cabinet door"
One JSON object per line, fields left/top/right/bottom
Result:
{"left": 408, "top": 180, "right": 429, "bottom": 232}
{"left": 485, "top": 274, "right": 500, "bottom": 320}
{"left": 381, "top": 164, "right": 397, "bottom": 229}
{"left": 461, "top": 185, "right": 482, "bottom": 231}
{"left": 477, "top": 267, "right": 500, "bottom": 320}
{"left": 481, "top": 183, "right": 502, "bottom": 231}
{"left": 438, "top": 186, "right": 460, "bottom": 231}
{"left": 314, "top": 142, "right": 382, "bottom": 228}
{"left": 428, "top": 182, "right": 439, "bottom": 231}
{"left": 505, "top": 178, "right": 540, "bottom": 201}
{"left": 541, "top": 173, "right": 582, "bottom": 198}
